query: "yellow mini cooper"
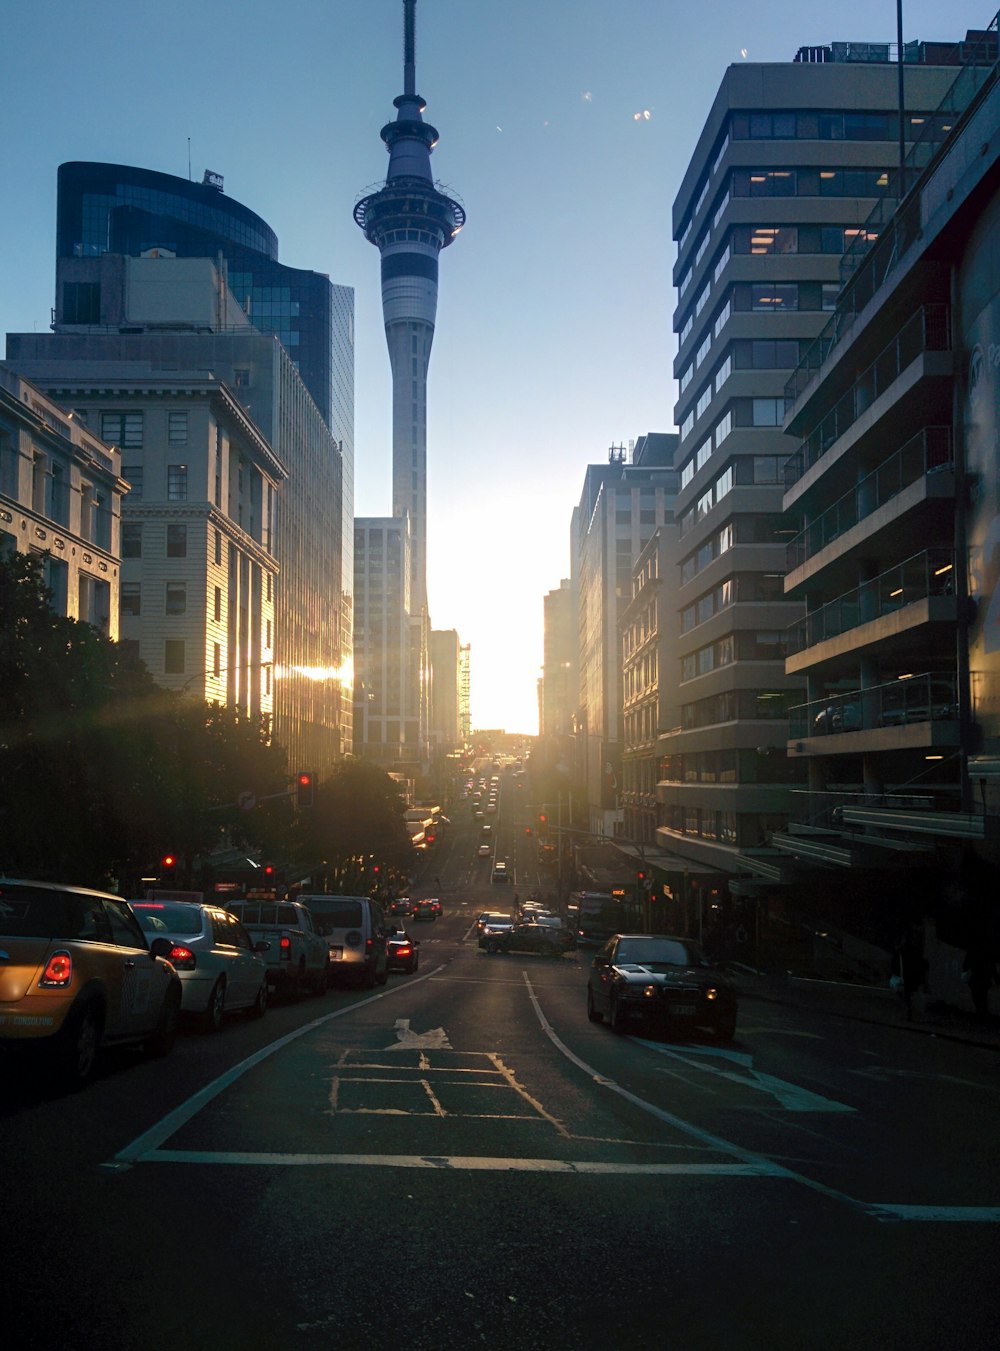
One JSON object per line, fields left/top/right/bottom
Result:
{"left": 0, "top": 878, "right": 182, "bottom": 1090}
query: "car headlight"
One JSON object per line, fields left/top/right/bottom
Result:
{"left": 705, "top": 986, "right": 719, "bottom": 1001}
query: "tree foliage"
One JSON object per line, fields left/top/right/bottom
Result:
{"left": 294, "top": 759, "right": 413, "bottom": 893}
{"left": 0, "top": 552, "right": 290, "bottom": 891}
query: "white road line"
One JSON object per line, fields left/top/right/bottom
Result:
{"left": 107, "top": 964, "right": 445, "bottom": 1167}
{"left": 633, "top": 1038, "right": 856, "bottom": 1113}
{"left": 865, "top": 1204, "right": 1000, "bottom": 1223}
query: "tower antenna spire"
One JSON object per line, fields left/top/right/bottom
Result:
{"left": 403, "top": 0, "right": 416, "bottom": 97}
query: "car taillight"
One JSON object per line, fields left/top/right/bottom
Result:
{"left": 365, "top": 938, "right": 373, "bottom": 953}
{"left": 168, "top": 945, "right": 197, "bottom": 970}
{"left": 39, "top": 951, "right": 73, "bottom": 988}
{"left": 280, "top": 935, "right": 291, "bottom": 960}
{"left": 396, "top": 946, "right": 412, "bottom": 958}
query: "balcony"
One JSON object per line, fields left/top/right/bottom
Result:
{"left": 785, "top": 428, "right": 952, "bottom": 572}
{"left": 786, "top": 548, "right": 955, "bottom": 657}
{"left": 789, "top": 671, "right": 959, "bottom": 743}
{"left": 784, "top": 305, "right": 951, "bottom": 488}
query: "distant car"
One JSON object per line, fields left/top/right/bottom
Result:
{"left": 133, "top": 900, "right": 269, "bottom": 1031}
{"left": 477, "top": 843, "right": 492, "bottom": 857}
{"left": 492, "top": 862, "right": 509, "bottom": 884}
{"left": 412, "top": 899, "right": 438, "bottom": 921}
{"left": 387, "top": 929, "right": 420, "bottom": 974}
{"left": 478, "top": 916, "right": 515, "bottom": 948}
{"left": 476, "top": 910, "right": 511, "bottom": 935}
{"left": 389, "top": 898, "right": 413, "bottom": 917}
{"left": 486, "top": 804, "right": 497, "bottom": 814}
{"left": 473, "top": 810, "right": 485, "bottom": 821}
{"left": 483, "top": 921, "right": 571, "bottom": 957}
{"left": 586, "top": 933, "right": 737, "bottom": 1040}
{"left": 0, "top": 878, "right": 182, "bottom": 1090}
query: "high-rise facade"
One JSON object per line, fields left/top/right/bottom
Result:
{"left": 430, "top": 628, "right": 461, "bottom": 753}
{"left": 572, "top": 435, "right": 679, "bottom": 836}
{"left": 541, "top": 580, "right": 575, "bottom": 739}
{"left": 658, "top": 42, "right": 965, "bottom": 880}
{"left": 8, "top": 160, "right": 355, "bottom": 774}
{"left": 773, "top": 30, "right": 1000, "bottom": 966}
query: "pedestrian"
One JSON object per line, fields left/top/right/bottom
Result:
{"left": 891, "top": 929, "right": 927, "bottom": 1021}
{"left": 962, "top": 945, "right": 997, "bottom": 1021}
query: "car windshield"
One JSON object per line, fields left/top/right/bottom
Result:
{"left": 614, "top": 939, "right": 705, "bottom": 968}
{"left": 133, "top": 902, "right": 203, "bottom": 935}
{"left": 306, "top": 900, "right": 363, "bottom": 934}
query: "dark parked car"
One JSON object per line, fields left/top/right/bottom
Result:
{"left": 387, "top": 929, "right": 420, "bottom": 973}
{"left": 587, "top": 933, "right": 737, "bottom": 1040}
{"left": 412, "top": 898, "right": 440, "bottom": 921}
{"left": 483, "top": 921, "right": 573, "bottom": 957}
{"left": 389, "top": 898, "right": 413, "bottom": 918}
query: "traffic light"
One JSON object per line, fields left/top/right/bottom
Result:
{"left": 263, "top": 863, "right": 275, "bottom": 879}
{"left": 539, "top": 813, "right": 547, "bottom": 826}
{"left": 524, "top": 826, "right": 533, "bottom": 836}
{"left": 161, "top": 853, "right": 177, "bottom": 872}
{"left": 296, "top": 771, "right": 316, "bottom": 808}
{"left": 637, "top": 870, "right": 646, "bottom": 883}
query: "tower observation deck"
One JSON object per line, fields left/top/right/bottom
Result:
{"left": 354, "top": 0, "right": 465, "bottom": 614}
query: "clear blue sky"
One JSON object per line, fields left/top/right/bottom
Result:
{"left": 3, "top": 0, "right": 994, "bottom": 734}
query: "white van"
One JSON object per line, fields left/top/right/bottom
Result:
{"left": 298, "top": 894, "right": 389, "bottom": 988}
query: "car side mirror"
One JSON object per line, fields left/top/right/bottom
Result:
{"left": 149, "top": 937, "right": 173, "bottom": 959}
{"left": 592, "top": 954, "right": 610, "bottom": 968}
{"left": 254, "top": 940, "right": 271, "bottom": 954}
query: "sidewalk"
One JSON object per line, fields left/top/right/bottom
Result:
{"left": 730, "top": 963, "right": 1000, "bottom": 1051}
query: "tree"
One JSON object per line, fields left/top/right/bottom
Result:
{"left": 0, "top": 552, "right": 292, "bottom": 890}
{"left": 294, "top": 759, "right": 413, "bottom": 893}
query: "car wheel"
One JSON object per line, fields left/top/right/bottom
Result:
{"left": 147, "top": 986, "right": 181, "bottom": 1058}
{"left": 363, "top": 962, "right": 377, "bottom": 989}
{"left": 203, "top": 978, "right": 226, "bottom": 1033}
{"left": 713, "top": 1011, "right": 737, "bottom": 1043}
{"left": 486, "top": 940, "right": 499, "bottom": 954}
{"left": 289, "top": 963, "right": 306, "bottom": 1002}
{"left": 377, "top": 962, "right": 389, "bottom": 986}
{"left": 411, "top": 955, "right": 419, "bottom": 973}
{"left": 609, "top": 991, "right": 627, "bottom": 1033}
{"left": 587, "top": 988, "right": 604, "bottom": 1024}
{"left": 312, "top": 969, "right": 328, "bottom": 996}
{"left": 252, "top": 979, "right": 268, "bottom": 1019}
{"left": 55, "top": 999, "right": 104, "bottom": 1090}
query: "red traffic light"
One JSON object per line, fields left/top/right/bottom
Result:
{"left": 161, "top": 854, "right": 177, "bottom": 869}
{"left": 539, "top": 813, "right": 547, "bottom": 825}
{"left": 263, "top": 864, "right": 275, "bottom": 877}
{"left": 296, "top": 771, "right": 316, "bottom": 808}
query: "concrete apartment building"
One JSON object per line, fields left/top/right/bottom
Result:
{"left": 572, "top": 434, "right": 679, "bottom": 837}
{"left": 0, "top": 363, "right": 127, "bottom": 632}
{"left": 541, "top": 579, "right": 575, "bottom": 739}
{"left": 429, "top": 628, "right": 461, "bottom": 754}
{"left": 771, "top": 28, "right": 1000, "bottom": 976}
{"left": 620, "top": 526, "right": 681, "bottom": 845}
{"left": 657, "top": 39, "right": 966, "bottom": 887}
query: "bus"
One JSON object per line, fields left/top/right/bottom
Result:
{"left": 572, "top": 890, "right": 643, "bottom": 946}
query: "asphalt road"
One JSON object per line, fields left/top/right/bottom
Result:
{"left": 3, "top": 788, "right": 999, "bottom": 1350}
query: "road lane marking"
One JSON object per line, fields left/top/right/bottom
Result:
{"left": 107, "top": 964, "right": 446, "bottom": 1168}
{"left": 865, "top": 1204, "right": 1000, "bottom": 1223}
{"left": 633, "top": 1039, "right": 856, "bottom": 1113}
{"left": 385, "top": 1018, "right": 452, "bottom": 1049}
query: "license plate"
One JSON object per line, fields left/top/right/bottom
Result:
{"left": 329, "top": 948, "right": 343, "bottom": 961}
{"left": 670, "top": 1004, "right": 696, "bottom": 1016}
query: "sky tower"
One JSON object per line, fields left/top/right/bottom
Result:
{"left": 354, "top": 0, "right": 465, "bottom": 614}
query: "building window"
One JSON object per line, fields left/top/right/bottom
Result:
{"left": 48, "top": 461, "right": 70, "bottom": 525}
{"left": 121, "top": 582, "right": 141, "bottom": 617}
{"left": 100, "top": 412, "right": 143, "bottom": 448}
{"left": 214, "top": 586, "right": 222, "bottom": 622}
{"left": 213, "top": 643, "right": 221, "bottom": 677}
{"left": 752, "top": 398, "right": 784, "bottom": 426}
{"left": 164, "top": 639, "right": 185, "bottom": 675}
{"left": 168, "top": 412, "right": 188, "bottom": 446}
{"left": 122, "top": 521, "right": 142, "bottom": 557}
{"left": 215, "top": 529, "right": 222, "bottom": 565}
{"left": 166, "top": 524, "right": 187, "bottom": 558}
{"left": 167, "top": 464, "right": 188, "bottom": 501}
{"left": 62, "top": 281, "right": 100, "bottom": 324}
{"left": 122, "top": 464, "right": 142, "bottom": 500}
{"left": 165, "top": 581, "right": 187, "bottom": 615}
